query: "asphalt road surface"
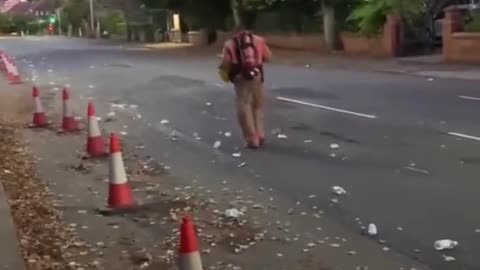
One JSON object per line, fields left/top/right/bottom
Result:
{"left": 3, "top": 36, "right": 480, "bottom": 270}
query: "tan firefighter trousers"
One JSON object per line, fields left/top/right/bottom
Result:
{"left": 233, "top": 74, "right": 265, "bottom": 143}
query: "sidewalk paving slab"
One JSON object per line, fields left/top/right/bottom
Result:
{"left": 0, "top": 181, "right": 26, "bottom": 270}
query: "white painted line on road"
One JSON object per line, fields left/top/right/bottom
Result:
{"left": 276, "top": 96, "right": 377, "bottom": 119}
{"left": 459, "top": 95, "right": 480, "bottom": 101}
{"left": 448, "top": 132, "right": 480, "bottom": 141}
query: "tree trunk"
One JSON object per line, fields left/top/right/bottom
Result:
{"left": 230, "top": 0, "right": 243, "bottom": 28}
{"left": 322, "top": 0, "right": 336, "bottom": 51}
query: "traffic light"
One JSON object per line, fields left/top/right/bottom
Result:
{"left": 48, "top": 14, "right": 56, "bottom": 24}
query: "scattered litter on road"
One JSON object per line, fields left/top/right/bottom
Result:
{"left": 111, "top": 103, "right": 127, "bottom": 109}
{"left": 382, "top": 247, "right": 390, "bottom": 251}
{"left": 443, "top": 255, "right": 456, "bottom": 262}
{"left": 224, "top": 132, "right": 232, "bottom": 137}
{"left": 397, "top": 226, "right": 404, "bottom": 231}
{"left": 232, "top": 152, "right": 241, "bottom": 158}
{"left": 330, "top": 198, "right": 339, "bottom": 204}
{"left": 225, "top": 208, "right": 243, "bottom": 218}
{"left": 88, "top": 85, "right": 95, "bottom": 89}
{"left": 206, "top": 102, "right": 212, "bottom": 106}
{"left": 305, "top": 64, "right": 310, "bottom": 68}
{"left": 213, "top": 141, "right": 222, "bottom": 149}
{"left": 120, "top": 131, "right": 128, "bottom": 136}
{"left": 368, "top": 224, "right": 378, "bottom": 236}
{"left": 434, "top": 239, "right": 458, "bottom": 251}
{"left": 77, "top": 210, "right": 88, "bottom": 214}
{"left": 308, "top": 194, "right": 317, "bottom": 199}
{"left": 47, "top": 69, "right": 53, "bottom": 73}
{"left": 330, "top": 243, "right": 341, "bottom": 248}
{"left": 237, "top": 162, "right": 247, "bottom": 168}
{"left": 348, "top": 250, "right": 357, "bottom": 255}
{"left": 129, "top": 104, "right": 139, "bottom": 109}
{"left": 160, "top": 119, "right": 169, "bottom": 125}
{"left": 427, "top": 78, "right": 434, "bottom": 81}
{"left": 3, "top": 169, "right": 12, "bottom": 174}
{"left": 332, "top": 186, "right": 347, "bottom": 195}
{"left": 405, "top": 166, "right": 430, "bottom": 175}
{"left": 304, "top": 140, "right": 313, "bottom": 143}
{"left": 277, "top": 134, "right": 288, "bottom": 139}
{"left": 276, "top": 253, "right": 283, "bottom": 257}
{"left": 330, "top": 143, "right": 339, "bottom": 149}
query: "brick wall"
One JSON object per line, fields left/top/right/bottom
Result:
{"left": 340, "top": 33, "right": 386, "bottom": 56}
{"left": 215, "top": 15, "right": 401, "bottom": 57}
{"left": 443, "top": 6, "right": 480, "bottom": 63}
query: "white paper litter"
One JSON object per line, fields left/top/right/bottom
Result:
{"left": 332, "top": 186, "right": 347, "bottom": 195}
{"left": 111, "top": 103, "right": 127, "bottom": 109}
{"left": 237, "top": 162, "right": 247, "bottom": 168}
{"left": 106, "top": 111, "right": 116, "bottom": 117}
{"left": 224, "top": 208, "right": 243, "bottom": 218}
{"left": 224, "top": 132, "right": 232, "bottom": 137}
{"left": 368, "top": 224, "right": 378, "bottom": 236}
{"left": 277, "top": 134, "right": 288, "bottom": 139}
{"left": 232, "top": 152, "right": 241, "bottom": 158}
{"left": 330, "top": 143, "right": 339, "bottom": 149}
{"left": 213, "top": 141, "right": 222, "bottom": 149}
{"left": 304, "top": 140, "right": 313, "bottom": 143}
{"left": 206, "top": 102, "right": 212, "bottom": 106}
{"left": 120, "top": 131, "right": 128, "bottom": 136}
{"left": 443, "top": 255, "right": 456, "bottom": 262}
{"left": 88, "top": 85, "right": 95, "bottom": 89}
{"left": 434, "top": 239, "right": 458, "bottom": 251}
{"left": 160, "top": 119, "right": 169, "bottom": 125}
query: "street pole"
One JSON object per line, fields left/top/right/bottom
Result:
{"left": 89, "top": 0, "right": 94, "bottom": 37}
{"left": 56, "top": 9, "right": 62, "bottom": 35}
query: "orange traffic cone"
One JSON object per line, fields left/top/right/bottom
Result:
{"left": 179, "top": 216, "right": 203, "bottom": 270}
{"left": 31, "top": 86, "right": 48, "bottom": 128}
{"left": 61, "top": 88, "right": 79, "bottom": 132}
{"left": 107, "top": 133, "right": 135, "bottom": 208}
{"left": 86, "top": 102, "right": 106, "bottom": 157}
{"left": 6, "top": 56, "right": 21, "bottom": 84}
{"left": 0, "top": 51, "right": 6, "bottom": 73}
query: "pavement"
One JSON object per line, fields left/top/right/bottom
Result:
{"left": 2, "top": 36, "right": 480, "bottom": 269}
{"left": 0, "top": 178, "right": 26, "bottom": 270}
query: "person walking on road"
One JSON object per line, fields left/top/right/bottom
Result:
{"left": 219, "top": 27, "right": 272, "bottom": 149}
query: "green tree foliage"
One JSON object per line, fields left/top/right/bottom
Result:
{"left": 141, "top": 0, "right": 230, "bottom": 30}
{"left": 347, "top": 0, "right": 422, "bottom": 34}
{"left": 100, "top": 9, "right": 126, "bottom": 35}
{"left": 62, "top": 0, "right": 90, "bottom": 29}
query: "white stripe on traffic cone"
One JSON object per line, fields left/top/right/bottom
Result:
{"left": 86, "top": 102, "right": 106, "bottom": 156}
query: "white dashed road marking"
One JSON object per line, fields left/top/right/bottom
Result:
{"left": 448, "top": 132, "right": 480, "bottom": 141}
{"left": 276, "top": 96, "right": 377, "bottom": 119}
{"left": 459, "top": 95, "right": 480, "bottom": 101}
